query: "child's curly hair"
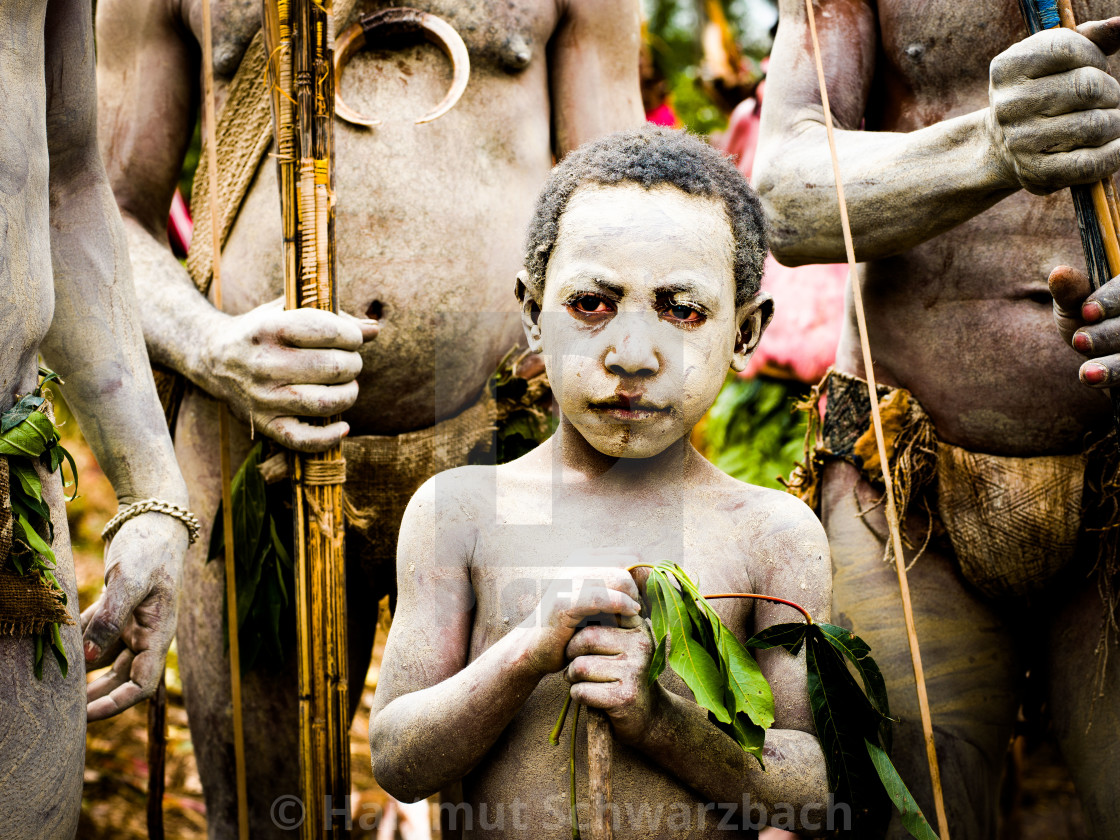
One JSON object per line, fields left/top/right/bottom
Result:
{"left": 523, "top": 125, "right": 768, "bottom": 306}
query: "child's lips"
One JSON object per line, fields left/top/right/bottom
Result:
{"left": 590, "top": 396, "right": 671, "bottom": 420}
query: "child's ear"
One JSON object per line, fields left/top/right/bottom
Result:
{"left": 516, "top": 270, "right": 544, "bottom": 354}
{"left": 730, "top": 292, "right": 774, "bottom": 372}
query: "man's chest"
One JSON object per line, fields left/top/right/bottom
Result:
{"left": 191, "top": 0, "right": 557, "bottom": 81}
{"left": 875, "top": 0, "right": 1120, "bottom": 110}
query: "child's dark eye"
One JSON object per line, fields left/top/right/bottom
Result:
{"left": 569, "top": 295, "right": 614, "bottom": 315}
{"left": 664, "top": 303, "right": 703, "bottom": 323}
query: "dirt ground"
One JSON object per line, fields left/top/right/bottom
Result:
{"left": 60, "top": 397, "right": 1090, "bottom": 840}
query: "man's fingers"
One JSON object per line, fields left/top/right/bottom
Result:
{"left": 339, "top": 310, "right": 380, "bottom": 343}
{"left": 266, "top": 416, "right": 351, "bottom": 453}
{"left": 264, "top": 381, "right": 360, "bottom": 417}
{"left": 1000, "top": 70, "right": 1120, "bottom": 120}
{"left": 1003, "top": 27, "right": 1112, "bottom": 81}
{"left": 82, "top": 583, "right": 141, "bottom": 666}
{"left": 1049, "top": 264, "right": 1092, "bottom": 314}
{"left": 272, "top": 348, "right": 363, "bottom": 386}
{"left": 1081, "top": 274, "right": 1120, "bottom": 323}
{"left": 275, "top": 307, "right": 365, "bottom": 351}
{"left": 1080, "top": 354, "right": 1120, "bottom": 387}
{"left": 1078, "top": 17, "right": 1120, "bottom": 58}
{"left": 1074, "top": 310, "right": 1120, "bottom": 356}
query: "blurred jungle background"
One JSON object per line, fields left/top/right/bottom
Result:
{"left": 73, "top": 1, "right": 1085, "bottom": 837}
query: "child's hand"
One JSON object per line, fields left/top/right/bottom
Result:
{"left": 565, "top": 616, "right": 657, "bottom": 744}
{"left": 520, "top": 549, "right": 643, "bottom": 675}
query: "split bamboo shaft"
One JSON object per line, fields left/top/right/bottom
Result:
{"left": 802, "top": 2, "right": 950, "bottom": 837}
{"left": 264, "top": 0, "right": 350, "bottom": 834}
{"left": 201, "top": 0, "right": 250, "bottom": 836}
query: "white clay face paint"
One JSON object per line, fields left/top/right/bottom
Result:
{"left": 537, "top": 183, "right": 741, "bottom": 459}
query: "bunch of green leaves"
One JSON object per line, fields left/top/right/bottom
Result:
{"left": 701, "top": 375, "right": 808, "bottom": 491}
{"left": 645, "top": 562, "right": 775, "bottom": 766}
{"left": 209, "top": 441, "right": 295, "bottom": 673}
{"left": 0, "top": 369, "right": 77, "bottom": 679}
{"left": 746, "top": 623, "right": 937, "bottom": 838}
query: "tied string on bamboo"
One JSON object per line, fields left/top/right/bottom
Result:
{"left": 800, "top": 1, "right": 951, "bottom": 837}
{"left": 301, "top": 458, "right": 347, "bottom": 547}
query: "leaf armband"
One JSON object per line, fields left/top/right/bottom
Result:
{"left": 0, "top": 370, "right": 78, "bottom": 679}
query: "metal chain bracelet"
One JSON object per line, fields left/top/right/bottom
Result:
{"left": 101, "top": 499, "right": 201, "bottom": 545}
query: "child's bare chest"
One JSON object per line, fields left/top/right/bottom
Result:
{"left": 465, "top": 492, "right": 751, "bottom": 659}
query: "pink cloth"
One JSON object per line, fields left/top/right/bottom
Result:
{"left": 720, "top": 89, "right": 846, "bottom": 384}
{"left": 167, "top": 187, "right": 193, "bottom": 257}
{"left": 645, "top": 103, "right": 680, "bottom": 127}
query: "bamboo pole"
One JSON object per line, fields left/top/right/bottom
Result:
{"left": 200, "top": 0, "right": 250, "bottom": 837}
{"left": 801, "top": 2, "right": 950, "bottom": 837}
{"left": 262, "top": 1, "right": 350, "bottom": 835}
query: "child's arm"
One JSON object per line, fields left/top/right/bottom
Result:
{"left": 567, "top": 503, "right": 832, "bottom": 829}
{"left": 369, "top": 474, "right": 644, "bottom": 803}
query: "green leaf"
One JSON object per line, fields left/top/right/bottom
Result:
{"left": 1, "top": 394, "right": 44, "bottom": 434}
{"left": 50, "top": 622, "right": 68, "bottom": 678}
{"left": 810, "top": 631, "right": 878, "bottom": 801}
{"left": 714, "top": 710, "right": 766, "bottom": 768}
{"left": 658, "top": 569, "right": 731, "bottom": 724}
{"left": 0, "top": 410, "right": 56, "bottom": 458}
{"left": 865, "top": 740, "right": 939, "bottom": 840}
{"left": 715, "top": 620, "right": 775, "bottom": 730}
{"left": 14, "top": 510, "right": 56, "bottom": 567}
{"left": 745, "top": 622, "right": 809, "bottom": 657}
{"left": 647, "top": 635, "right": 668, "bottom": 686}
{"left": 9, "top": 460, "right": 42, "bottom": 502}
{"left": 818, "top": 623, "right": 891, "bottom": 722}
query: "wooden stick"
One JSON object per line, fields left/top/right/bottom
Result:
{"left": 146, "top": 677, "right": 167, "bottom": 840}
{"left": 200, "top": 0, "right": 250, "bottom": 836}
{"left": 587, "top": 710, "right": 614, "bottom": 840}
{"left": 802, "top": 2, "right": 950, "bottom": 837}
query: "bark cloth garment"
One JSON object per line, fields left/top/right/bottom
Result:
{"left": 341, "top": 394, "right": 498, "bottom": 593}
{"left": 786, "top": 369, "right": 1120, "bottom": 616}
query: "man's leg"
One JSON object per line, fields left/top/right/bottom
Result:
{"left": 1047, "top": 572, "right": 1120, "bottom": 838}
{"left": 822, "top": 460, "right": 1020, "bottom": 839}
{"left": 0, "top": 471, "right": 85, "bottom": 840}
{"left": 175, "top": 393, "right": 380, "bottom": 839}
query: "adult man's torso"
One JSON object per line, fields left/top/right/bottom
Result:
{"left": 0, "top": 0, "right": 55, "bottom": 408}
{"left": 838, "top": 0, "right": 1120, "bottom": 456}
{"left": 182, "top": 0, "right": 561, "bottom": 434}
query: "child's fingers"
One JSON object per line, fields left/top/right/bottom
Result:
{"left": 565, "top": 654, "right": 621, "bottom": 685}
{"left": 571, "top": 586, "right": 641, "bottom": 619}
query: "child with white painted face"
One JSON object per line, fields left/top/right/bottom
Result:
{"left": 369, "top": 127, "right": 833, "bottom": 837}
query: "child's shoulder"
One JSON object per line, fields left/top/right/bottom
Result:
{"left": 698, "top": 464, "right": 830, "bottom": 590}
{"left": 703, "top": 461, "right": 824, "bottom": 537}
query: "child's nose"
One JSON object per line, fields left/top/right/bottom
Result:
{"left": 603, "top": 317, "right": 660, "bottom": 377}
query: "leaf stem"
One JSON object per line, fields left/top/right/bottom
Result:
{"left": 550, "top": 691, "right": 573, "bottom": 746}
{"left": 703, "top": 593, "right": 814, "bottom": 625}
{"left": 626, "top": 563, "right": 815, "bottom": 625}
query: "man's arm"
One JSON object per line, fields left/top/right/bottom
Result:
{"left": 755, "top": 0, "right": 1120, "bottom": 266}
{"left": 96, "top": 0, "right": 373, "bottom": 452}
{"left": 369, "top": 474, "right": 643, "bottom": 803}
{"left": 548, "top": 0, "right": 645, "bottom": 158}
{"left": 567, "top": 504, "right": 831, "bottom": 829}
{"left": 42, "top": 0, "right": 189, "bottom": 719}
